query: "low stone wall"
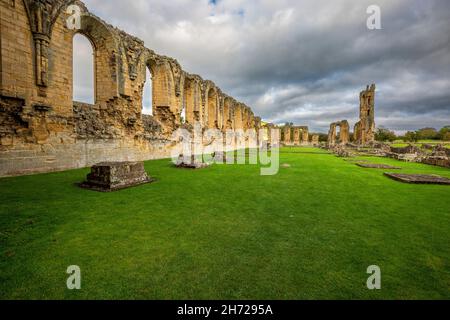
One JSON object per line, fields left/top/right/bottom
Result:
{"left": 0, "top": 137, "right": 173, "bottom": 177}
{"left": 421, "top": 156, "right": 450, "bottom": 168}
{"left": 0, "top": 100, "right": 174, "bottom": 177}
{"left": 390, "top": 145, "right": 420, "bottom": 154}
{"left": 385, "top": 152, "right": 419, "bottom": 162}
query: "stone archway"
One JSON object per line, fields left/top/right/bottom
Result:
{"left": 328, "top": 120, "right": 350, "bottom": 146}
{"left": 72, "top": 33, "right": 94, "bottom": 104}
{"left": 182, "top": 76, "right": 201, "bottom": 125}
{"left": 139, "top": 53, "right": 178, "bottom": 133}
{"left": 223, "top": 97, "right": 233, "bottom": 130}
{"left": 207, "top": 87, "right": 218, "bottom": 129}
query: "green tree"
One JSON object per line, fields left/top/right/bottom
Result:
{"left": 404, "top": 131, "right": 418, "bottom": 142}
{"left": 375, "top": 127, "right": 397, "bottom": 142}
{"left": 416, "top": 127, "right": 438, "bottom": 140}
{"left": 443, "top": 132, "right": 450, "bottom": 141}
{"left": 438, "top": 126, "right": 450, "bottom": 140}
{"left": 317, "top": 133, "right": 328, "bottom": 142}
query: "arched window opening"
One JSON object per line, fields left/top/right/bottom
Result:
{"left": 181, "top": 98, "right": 186, "bottom": 124}
{"left": 73, "top": 34, "right": 94, "bottom": 104}
{"left": 142, "top": 67, "right": 153, "bottom": 115}
{"left": 223, "top": 99, "right": 230, "bottom": 130}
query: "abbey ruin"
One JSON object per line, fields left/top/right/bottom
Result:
{"left": 0, "top": 0, "right": 272, "bottom": 177}
{"left": 327, "top": 84, "right": 376, "bottom": 146}
{"left": 1, "top": 2, "right": 446, "bottom": 178}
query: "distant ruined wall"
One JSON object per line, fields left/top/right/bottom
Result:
{"left": 299, "top": 126, "right": 309, "bottom": 145}
{"left": 281, "top": 125, "right": 310, "bottom": 146}
{"left": 260, "top": 122, "right": 278, "bottom": 146}
{"left": 0, "top": 0, "right": 261, "bottom": 177}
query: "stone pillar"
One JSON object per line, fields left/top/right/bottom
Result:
{"left": 293, "top": 127, "right": 301, "bottom": 145}
{"left": 328, "top": 123, "right": 337, "bottom": 146}
{"left": 339, "top": 120, "right": 350, "bottom": 145}
{"left": 301, "top": 127, "right": 309, "bottom": 145}
{"left": 283, "top": 126, "right": 291, "bottom": 144}
{"left": 22, "top": 0, "right": 59, "bottom": 93}
{"left": 312, "top": 135, "right": 319, "bottom": 146}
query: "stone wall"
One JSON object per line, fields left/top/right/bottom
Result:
{"left": 281, "top": 125, "right": 310, "bottom": 146}
{"left": 0, "top": 0, "right": 262, "bottom": 177}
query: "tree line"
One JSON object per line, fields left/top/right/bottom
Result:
{"left": 311, "top": 126, "right": 450, "bottom": 143}
{"left": 375, "top": 126, "right": 450, "bottom": 142}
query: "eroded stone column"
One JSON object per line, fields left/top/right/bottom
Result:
{"left": 328, "top": 123, "right": 337, "bottom": 146}
{"left": 283, "top": 126, "right": 292, "bottom": 144}
{"left": 293, "top": 127, "right": 301, "bottom": 145}
{"left": 339, "top": 120, "right": 350, "bottom": 145}
{"left": 301, "top": 126, "right": 309, "bottom": 145}
{"left": 311, "top": 135, "right": 319, "bottom": 146}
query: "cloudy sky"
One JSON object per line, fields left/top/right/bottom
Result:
{"left": 73, "top": 0, "right": 450, "bottom": 133}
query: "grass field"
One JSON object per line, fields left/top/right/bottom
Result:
{"left": 1, "top": 147, "right": 449, "bottom": 299}
{"left": 391, "top": 140, "right": 450, "bottom": 148}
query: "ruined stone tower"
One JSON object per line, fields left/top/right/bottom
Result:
{"left": 354, "top": 84, "right": 376, "bottom": 144}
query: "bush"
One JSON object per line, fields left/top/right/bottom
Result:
{"left": 404, "top": 131, "right": 418, "bottom": 142}
{"left": 416, "top": 127, "right": 438, "bottom": 140}
{"left": 375, "top": 128, "right": 397, "bottom": 142}
{"left": 438, "top": 126, "right": 450, "bottom": 140}
{"left": 317, "top": 133, "right": 328, "bottom": 142}
{"left": 443, "top": 132, "right": 450, "bottom": 141}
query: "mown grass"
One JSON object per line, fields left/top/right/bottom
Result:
{"left": 391, "top": 140, "right": 450, "bottom": 148}
{"left": 1, "top": 147, "right": 449, "bottom": 299}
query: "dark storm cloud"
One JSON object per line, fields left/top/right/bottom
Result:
{"left": 76, "top": 0, "right": 450, "bottom": 132}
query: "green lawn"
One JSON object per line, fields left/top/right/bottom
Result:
{"left": 1, "top": 147, "right": 449, "bottom": 299}
{"left": 391, "top": 140, "right": 450, "bottom": 148}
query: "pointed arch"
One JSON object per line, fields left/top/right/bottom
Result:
{"left": 183, "top": 77, "right": 202, "bottom": 124}
{"left": 207, "top": 87, "right": 218, "bottom": 129}
{"left": 70, "top": 13, "right": 120, "bottom": 102}
{"left": 135, "top": 51, "right": 178, "bottom": 131}
{"left": 72, "top": 33, "right": 95, "bottom": 104}
{"left": 142, "top": 66, "right": 153, "bottom": 115}
{"left": 223, "top": 97, "right": 232, "bottom": 130}
{"left": 234, "top": 103, "right": 243, "bottom": 130}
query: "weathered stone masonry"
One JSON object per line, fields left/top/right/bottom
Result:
{"left": 0, "top": 0, "right": 262, "bottom": 177}
{"left": 327, "top": 84, "right": 376, "bottom": 146}
{"left": 354, "top": 84, "right": 376, "bottom": 145}
{"left": 281, "top": 124, "right": 310, "bottom": 146}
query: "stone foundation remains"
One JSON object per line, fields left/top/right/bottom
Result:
{"left": 384, "top": 173, "right": 450, "bottom": 185}
{"left": 356, "top": 163, "right": 402, "bottom": 169}
{"left": 79, "top": 161, "right": 153, "bottom": 191}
